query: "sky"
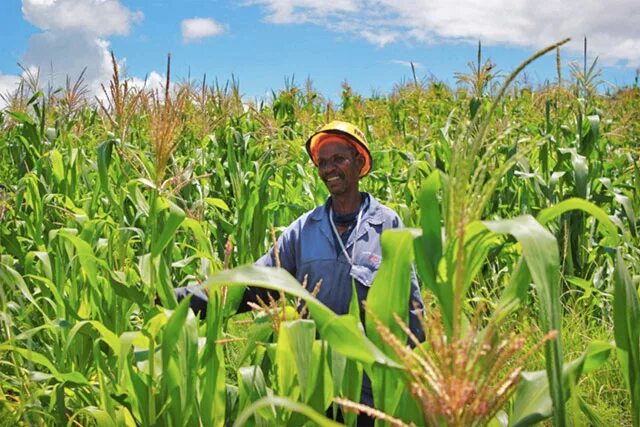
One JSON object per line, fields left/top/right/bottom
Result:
{"left": 0, "top": 0, "right": 639, "bottom": 103}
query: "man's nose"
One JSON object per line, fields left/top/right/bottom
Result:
{"left": 319, "top": 161, "right": 335, "bottom": 174}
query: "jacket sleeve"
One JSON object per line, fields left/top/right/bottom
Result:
{"left": 408, "top": 265, "right": 425, "bottom": 342}
{"left": 254, "top": 224, "right": 297, "bottom": 275}
{"left": 175, "top": 222, "right": 298, "bottom": 318}
{"left": 242, "top": 224, "right": 298, "bottom": 311}
{"left": 173, "top": 285, "right": 210, "bottom": 318}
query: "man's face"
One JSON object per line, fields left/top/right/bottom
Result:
{"left": 317, "top": 139, "right": 363, "bottom": 196}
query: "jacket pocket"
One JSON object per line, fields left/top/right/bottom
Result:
{"left": 350, "top": 251, "right": 381, "bottom": 287}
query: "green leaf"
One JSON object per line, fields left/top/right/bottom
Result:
{"left": 233, "top": 396, "right": 342, "bottom": 427}
{"left": 109, "top": 271, "right": 146, "bottom": 305}
{"left": 329, "top": 348, "right": 347, "bottom": 394}
{"left": 97, "top": 139, "right": 115, "bottom": 195}
{"left": 536, "top": 197, "right": 620, "bottom": 244}
{"left": 238, "top": 365, "right": 273, "bottom": 422}
{"left": 181, "top": 217, "right": 214, "bottom": 254}
{"left": 275, "top": 324, "right": 299, "bottom": 401}
{"left": 577, "top": 395, "right": 607, "bottom": 427}
{"left": 57, "top": 230, "right": 101, "bottom": 288}
{"left": 68, "top": 407, "right": 116, "bottom": 427}
{"left": 151, "top": 197, "right": 186, "bottom": 258}
{"left": 1, "top": 262, "right": 50, "bottom": 321}
{"left": 306, "top": 341, "right": 333, "bottom": 414}
{"left": 201, "top": 291, "right": 226, "bottom": 427}
{"left": 0, "top": 344, "right": 89, "bottom": 386}
{"left": 163, "top": 301, "right": 199, "bottom": 426}
{"left": 613, "top": 250, "right": 640, "bottom": 426}
{"left": 340, "top": 358, "right": 363, "bottom": 426}
{"left": 155, "top": 252, "right": 177, "bottom": 309}
{"left": 25, "top": 250, "right": 53, "bottom": 280}
{"left": 571, "top": 153, "right": 588, "bottom": 199}
{"left": 203, "top": 265, "right": 400, "bottom": 369}
{"left": 413, "top": 171, "right": 443, "bottom": 295}
{"left": 366, "top": 228, "right": 415, "bottom": 353}
{"left": 281, "top": 320, "right": 316, "bottom": 399}
{"left": 580, "top": 114, "right": 599, "bottom": 157}
{"left": 497, "top": 258, "right": 532, "bottom": 313}
{"left": 204, "top": 197, "right": 230, "bottom": 211}
{"left": 65, "top": 320, "right": 120, "bottom": 358}
{"left": 483, "top": 215, "right": 564, "bottom": 427}
{"left": 510, "top": 340, "right": 613, "bottom": 427}
{"left": 161, "top": 296, "right": 192, "bottom": 374}
{"left": 8, "top": 110, "right": 35, "bottom": 125}
{"left": 237, "top": 321, "right": 273, "bottom": 367}
{"left": 614, "top": 193, "right": 637, "bottom": 238}
{"left": 49, "top": 149, "right": 64, "bottom": 184}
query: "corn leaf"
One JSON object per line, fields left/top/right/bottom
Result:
{"left": 0, "top": 344, "right": 89, "bottom": 386}
{"left": 151, "top": 197, "right": 185, "bottom": 258}
{"left": 413, "top": 170, "right": 444, "bottom": 298}
{"left": 233, "top": 396, "right": 342, "bottom": 427}
{"left": 613, "top": 250, "right": 640, "bottom": 426}
{"left": 366, "top": 228, "right": 415, "bottom": 353}
{"left": 483, "top": 215, "right": 565, "bottom": 427}
{"left": 203, "top": 265, "right": 400, "bottom": 369}
{"left": 536, "top": 197, "right": 620, "bottom": 244}
{"left": 510, "top": 340, "right": 613, "bottom": 427}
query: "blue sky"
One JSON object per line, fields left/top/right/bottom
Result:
{"left": 1, "top": 0, "right": 638, "bottom": 102}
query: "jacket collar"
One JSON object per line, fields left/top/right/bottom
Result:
{"left": 309, "top": 193, "right": 384, "bottom": 251}
{"left": 309, "top": 193, "right": 384, "bottom": 225}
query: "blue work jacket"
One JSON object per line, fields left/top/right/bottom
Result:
{"left": 176, "top": 194, "right": 424, "bottom": 335}
{"left": 175, "top": 194, "right": 424, "bottom": 406}
{"left": 255, "top": 194, "right": 424, "bottom": 338}
{"left": 256, "top": 193, "right": 424, "bottom": 406}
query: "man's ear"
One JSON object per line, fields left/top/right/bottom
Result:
{"left": 355, "top": 152, "right": 365, "bottom": 170}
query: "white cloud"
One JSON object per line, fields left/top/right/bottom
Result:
{"left": 129, "top": 71, "right": 166, "bottom": 93}
{"left": 247, "top": 0, "right": 359, "bottom": 24}
{"left": 181, "top": 17, "right": 226, "bottom": 43}
{"left": 390, "top": 60, "right": 422, "bottom": 69}
{"left": 0, "top": 73, "right": 21, "bottom": 94}
{"left": 0, "top": 73, "right": 22, "bottom": 110}
{"left": 249, "top": 0, "right": 640, "bottom": 67}
{"left": 22, "top": 30, "right": 113, "bottom": 94}
{"left": 360, "top": 29, "right": 398, "bottom": 47}
{"left": 17, "top": 0, "right": 145, "bottom": 98}
{"left": 22, "top": 0, "right": 143, "bottom": 36}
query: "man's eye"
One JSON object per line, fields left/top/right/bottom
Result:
{"left": 318, "top": 155, "right": 349, "bottom": 168}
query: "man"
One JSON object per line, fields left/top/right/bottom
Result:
{"left": 176, "top": 120, "right": 424, "bottom": 417}
{"left": 253, "top": 120, "right": 424, "bottom": 334}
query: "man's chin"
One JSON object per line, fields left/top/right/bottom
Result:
{"left": 324, "top": 182, "right": 343, "bottom": 195}
{"left": 326, "top": 188, "right": 345, "bottom": 197}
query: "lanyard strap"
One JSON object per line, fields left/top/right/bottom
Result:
{"left": 329, "top": 206, "right": 364, "bottom": 265}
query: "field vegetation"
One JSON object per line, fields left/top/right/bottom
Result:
{"left": 0, "top": 41, "right": 639, "bottom": 426}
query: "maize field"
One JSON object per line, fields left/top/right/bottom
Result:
{"left": 0, "top": 40, "right": 639, "bottom": 426}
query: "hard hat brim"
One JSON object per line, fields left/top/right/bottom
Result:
{"left": 306, "top": 129, "right": 372, "bottom": 177}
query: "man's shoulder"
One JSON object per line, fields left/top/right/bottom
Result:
{"left": 374, "top": 201, "right": 400, "bottom": 219}
{"left": 368, "top": 195, "right": 402, "bottom": 224}
{"left": 297, "top": 204, "right": 325, "bottom": 223}
{"left": 283, "top": 205, "right": 325, "bottom": 232}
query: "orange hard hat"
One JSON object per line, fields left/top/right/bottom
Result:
{"left": 305, "top": 120, "right": 372, "bottom": 177}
